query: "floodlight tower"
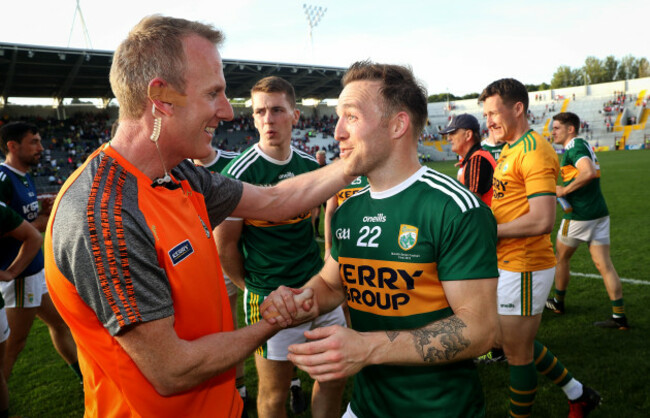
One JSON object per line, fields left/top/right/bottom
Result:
{"left": 67, "top": 0, "right": 93, "bottom": 49}
{"left": 303, "top": 4, "right": 327, "bottom": 51}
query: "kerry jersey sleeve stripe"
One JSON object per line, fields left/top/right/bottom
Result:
{"left": 421, "top": 169, "right": 480, "bottom": 212}
{"left": 226, "top": 146, "right": 259, "bottom": 179}
{"left": 293, "top": 148, "right": 319, "bottom": 163}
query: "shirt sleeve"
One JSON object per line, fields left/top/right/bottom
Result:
{"left": 464, "top": 155, "right": 494, "bottom": 195}
{"left": 0, "top": 202, "right": 23, "bottom": 234}
{"left": 437, "top": 204, "right": 498, "bottom": 282}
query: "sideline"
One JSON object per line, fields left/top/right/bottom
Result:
{"left": 571, "top": 271, "right": 649, "bottom": 285}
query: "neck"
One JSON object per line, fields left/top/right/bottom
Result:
{"left": 3, "top": 156, "right": 28, "bottom": 173}
{"left": 506, "top": 119, "right": 531, "bottom": 145}
{"left": 258, "top": 140, "right": 291, "bottom": 161}
{"left": 367, "top": 145, "right": 421, "bottom": 193}
{"left": 110, "top": 119, "right": 171, "bottom": 181}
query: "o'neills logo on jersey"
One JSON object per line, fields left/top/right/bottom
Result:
{"left": 169, "top": 239, "right": 194, "bottom": 265}
{"left": 363, "top": 213, "right": 386, "bottom": 222}
{"left": 278, "top": 172, "right": 295, "bottom": 180}
{"left": 338, "top": 257, "right": 449, "bottom": 317}
{"left": 398, "top": 224, "right": 418, "bottom": 251}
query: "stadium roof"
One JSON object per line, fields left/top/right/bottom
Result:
{"left": 0, "top": 42, "right": 346, "bottom": 103}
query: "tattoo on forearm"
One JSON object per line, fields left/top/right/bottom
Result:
{"left": 409, "top": 316, "right": 470, "bottom": 363}
{"left": 386, "top": 331, "right": 400, "bottom": 342}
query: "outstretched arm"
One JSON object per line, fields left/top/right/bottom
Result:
{"left": 231, "top": 159, "right": 354, "bottom": 222}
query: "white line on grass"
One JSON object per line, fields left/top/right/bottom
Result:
{"left": 571, "top": 271, "right": 649, "bottom": 285}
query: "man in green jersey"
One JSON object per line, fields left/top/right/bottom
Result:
{"left": 216, "top": 76, "right": 346, "bottom": 418}
{"left": 481, "top": 130, "right": 506, "bottom": 162}
{"left": 547, "top": 112, "right": 628, "bottom": 329}
{"left": 261, "top": 61, "right": 499, "bottom": 417}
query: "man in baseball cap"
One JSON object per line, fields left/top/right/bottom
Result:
{"left": 442, "top": 114, "right": 496, "bottom": 206}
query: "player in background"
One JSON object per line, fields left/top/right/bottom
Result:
{"left": 481, "top": 130, "right": 506, "bottom": 162}
{"left": 547, "top": 112, "right": 628, "bottom": 329}
{"left": 0, "top": 201, "right": 43, "bottom": 417}
{"left": 0, "top": 122, "right": 80, "bottom": 381}
{"left": 480, "top": 79, "right": 600, "bottom": 417}
{"left": 216, "top": 76, "right": 346, "bottom": 418}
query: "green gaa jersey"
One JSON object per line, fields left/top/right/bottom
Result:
{"left": 481, "top": 139, "right": 506, "bottom": 162}
{"left": 222, "top": 144, "right": 322, "bottom": 295}
{"left": 331, "top": 166, "right": 498, "bottom": 418}
{"left": 560, "top": 137, "right": 609, "bottom": 221}
{"left": 199, "top": 148, "right": 240, "bottom": 174}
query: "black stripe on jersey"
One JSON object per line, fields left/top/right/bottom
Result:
{"left": 227, "top": 146, "right": 260, "bottom": 179}
{"left": 420, "top": 168, "right": 480, "bottom": 212}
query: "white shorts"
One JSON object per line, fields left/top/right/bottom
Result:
{"left": 0, "top": 269, "right": 48, "bottom": 308}
{"left": 245, "top": 288, "right": 347, "bottom": 361}
{"left": 557, "top": 216, "right": 610, "bottom": 247}
{"left": 0, "top": 308, "right": 10, "bottom": 343}
{"left": 497, "top": 267, "right": 555, "bottom": 316}
{"left": 223, "top": 275, "right": 238, "bottom": 298}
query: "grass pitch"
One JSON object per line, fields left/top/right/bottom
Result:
{"left": 8, "top": 150, "right": 650, "bottom": 417}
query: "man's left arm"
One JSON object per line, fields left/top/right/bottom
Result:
{"left": 286, "top": 277, "right": 497, "bottom": 382}
{"left": 556, "top": 157, "right": 598, "bottom": 197}
{"left": 231, "top": 159, "right": 354, "bottom": 222}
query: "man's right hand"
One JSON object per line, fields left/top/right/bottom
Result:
{"left": 261, "top": 286, "right": 318, "bottom": 328}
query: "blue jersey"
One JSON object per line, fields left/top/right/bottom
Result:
{"left": 0, "top": 163, "right": 44, "bottom": 275}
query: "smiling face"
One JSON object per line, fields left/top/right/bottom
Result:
{"left": 334, "top": 80, "right": 392, "bottom": 178}
{"left": 252, "top": 91, "right": 299, "bottom": 154}
{"left": 165, "top": 35, "right": 234, "bottom": 161}
{"left": 483, "top": 94, "right": 520, "bottom": 144}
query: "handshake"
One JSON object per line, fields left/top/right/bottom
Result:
{"left": 260, "top": 286, "right": 320, "bottom": 328}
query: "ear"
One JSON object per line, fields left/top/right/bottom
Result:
{"left": 148, "top": 78, "right": 175, "bottom": 117}
{"left": 513, "top": 101, "right": 525, "bottom": 118}
{"left": 390, "top": 111, "right": 411, "bottom": 139}
{"left": 6, "top": 140, "right": 20, "bottom": 153}
{"left": 292, "top": 108, "right": 301, "bottom": 125}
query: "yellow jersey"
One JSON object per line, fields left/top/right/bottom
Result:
{"left": 492, "top": 130, "right": 559, "bottom": 272}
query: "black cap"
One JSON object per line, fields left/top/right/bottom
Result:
{"left": 439, "top": 114, "right": 480, "bottom": 135}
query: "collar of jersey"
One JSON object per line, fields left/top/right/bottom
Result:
{"left": 254, "top": 143, "right": 293, "bottom": 165}
{"left": 509, "top": 129, "right": 535, "bottom": 148}
{"left": 369, "top": 166, "right": 427, "bottom": 200}
{"left": 0, "top": 162, "right": 27, "bottom": 177}
{"left": 103, "top": 144, "right": 178, "bottom": 188}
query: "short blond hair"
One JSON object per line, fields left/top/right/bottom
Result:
{"left": 109, "top": 15, "right": 224, "bottom": 120}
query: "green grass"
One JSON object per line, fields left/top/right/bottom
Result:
{"left": 8, "top": 150, "right": 650, "bottom": 417}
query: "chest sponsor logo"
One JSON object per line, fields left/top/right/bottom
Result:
{"left": 336, "top": 228, "right": 351, "bottom": 240}
{"left": 169, "top": 239, "right": 194, "bottom": 265}
{"left": 338, "top": 257, "right": 449, "bottom": 317}
{"left": 398, "top": 224, "right": 418, "bottom": 251}
{"left": 363, "top": 213, "right": 386, "bottom": 222}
